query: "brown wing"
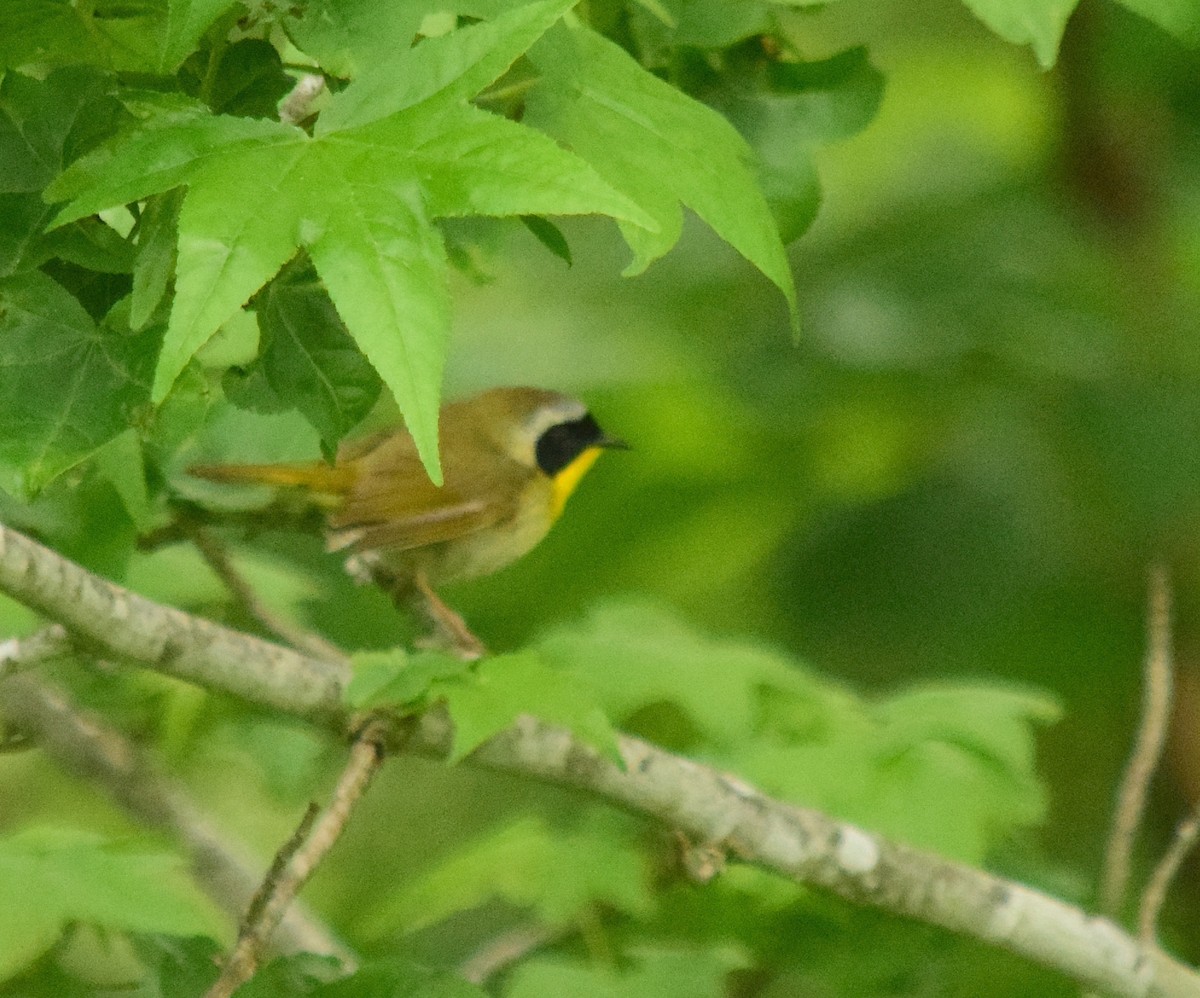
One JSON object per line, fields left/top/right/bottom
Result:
{"left": 326, "top": 418, "right": 530, "bottom": 555}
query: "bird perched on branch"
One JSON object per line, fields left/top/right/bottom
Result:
{"left": 190, "top": 386, "right": 627, "bottom": 658}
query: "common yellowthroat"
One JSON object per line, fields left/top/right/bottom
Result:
{"left": 191, "top": 386, "right": 627, "bottom": 657}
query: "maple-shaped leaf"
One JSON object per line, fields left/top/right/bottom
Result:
{"left": 434, "top": 651, "right": 619, "bottom": 764}
{"left": 526, "top": 21, "right": 798, "bottom": 332}
{"left": 0, "top": 826, "right": 225, "bottom": 982}
{"left": 361, "top": 813, "right": 652, "bottom": 938}
{"left": 537, "top": 601, "right": 830, "bottom": 748}
{"left": 45, "top": 0, "right": 654, "bottom": 482}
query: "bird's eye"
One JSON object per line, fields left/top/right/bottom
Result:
{"left": 535, "top": 414, "right": 603, "bottom": 476}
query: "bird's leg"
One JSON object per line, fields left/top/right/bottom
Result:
{"left": 352, "top": 557, "right": 486, "bottom": 661}
{"left": 410, "top": 569, "right": 487, "bottom": 661}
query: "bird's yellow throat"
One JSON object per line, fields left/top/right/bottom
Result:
{"left": 551, "top": 447, "right": 603, "bottom": 519}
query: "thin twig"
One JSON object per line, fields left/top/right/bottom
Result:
{"left": 189, "top": 526, "right": 346, "bottom": 662}
{"left": 1100, "top": 563, "right": 1175, "bottom": 917}
{"left": 1139, "top": 806, "right": 1200, "bottom": 943}
{"left": 204, "top": 720, "right": 390, "bottom": 998}
{"left": 241, "top": 803, "right": 321, "bottom": 933}
{"left": 460, "top": 923, "right": 559, "bottom": 984}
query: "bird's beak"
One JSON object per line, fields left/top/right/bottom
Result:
{"left": 597, "top": 434, "right": 630, "bottom": 451}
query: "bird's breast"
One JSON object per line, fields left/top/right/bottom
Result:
{"left": 421, "top": 477, "right": 556, "bottom": 585}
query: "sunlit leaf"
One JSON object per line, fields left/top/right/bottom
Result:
{"left": 538, "top": 601, "right": 827, "bottom": 747}
{"left": 435, "top": 650, "right": 619, "bottom": 763}
{"left": 958, "top": 0, "right": 1079, "bottom": 68}
{"left": 0, "top": 827, "right": 225, "bottom": 982}
{"left": 526, "top": 22, "right": 797, "bottom": 328}
{"left": 314, "top": 0, "right": 580, "bottom": 133}
{"left": 345, "top": 648, "right": 472, "bottom": 709}
{"left": 362, "top": 814, "right": 652, "bottom": 937}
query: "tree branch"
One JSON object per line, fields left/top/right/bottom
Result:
{"left": 0, "top": 523, "right": 346, "bottom": 723}
{"left": 1, "top": 523, "right": 1199, "bottom": 997}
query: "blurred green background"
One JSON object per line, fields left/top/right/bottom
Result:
{"left": 4, "top": 0, "right": 1200, "bottom": 991}
{"left": 438, "top": 0, "right": 1200, "bottom": 967}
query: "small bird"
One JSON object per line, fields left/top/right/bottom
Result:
{"left": 190, "top": 386, "right": 627, "bottom": 657}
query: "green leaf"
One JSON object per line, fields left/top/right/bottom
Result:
{"left": 127, "top": 935, "right": 227, "bottom": 998}
{"left": 345, "top": 648, "right": 472, "bottom": 709}
{"left": 0, "top": 67, "right": 122, "bottom": 194}
{"left": 730, "top": 682, "right": 1059, "bottom": 862}
{"left": 315, "top": 0, "right": 580, "bottom": 134}
{"left": 667, "top": 0, "right": 772, "bottom": 48}
{"left": 526, "top": 22, "right": 797, "bottom": 328}
{"left": 303, "top": 164, "right": 451, "bottom": 480}
{"left": 362, "top": 814, "right": 652, "bottom": 937}
{"left": 161, "top": 0, "right": 238, "bottom": 72}
{"left": 39, "top": 216, "right": 135, "bottom": 273}
{"left": 435, "top": 650, "right": 619, "bottom": 763}
{"left": 49, "top": 116, "right": 450, "bottom": 477}
{"left": 196, "top": 306, "right": 258, "bottom": 373}
{"left": 251, "top": 265, "right": 383, "bottom": 455}
{"left": 45, "top": 111, "right": 297, "bottom": 225}
{"left": 131, "top": 189, "right": 183, "bottom": 329}
{"left": 716, "top": 49, "right": 884, "bottom": 243}
{"left": 0, "top": 272, "right": 157, "bottom": 495}
{"left": 538, "top": 601, "right": 824, "bottom": 747}
{"left": 0, "top": 193, "right": 54, "bottom": 276}
{"left": 958, "top": 0, "right": 1080, "bottom": 68}
{"left": 45, "top": 14, "right": 663, "bottom": 482}
{"left": 153, "top": 137, "right": 310, "bottom": 404}
{"left": 1114, "top": 0, "right": 1200, "bottom": 42}
{"left": 146, "top": 359, "right": 212, "bottom": 464}
{"left": 284, "top": 0, "right": 444, "bottom": 80}
{"left": 871, "top": 683, "right": 1061, "bottom": 778}
{"left": 87, "top": 4, "right": 170, "bottom": 73}
{"left": 505, "top": 947, "right": 746, "bottom": 998}
{"left": 91, "top": 428, "right": 153, "bottom": 530}
{"left": 0, "top": 826, "right": 225, "bottom": 982}
{"left": 316, "top": 962, "right": 486, "bottom": 998}
{"left": 221, "top": 357, "right": 287, "bottom": 415}
{"left": 521, "top": 214, "right": 572, "bottom": 264}
{"left": 0, "top": 5, "right": 170, "bottom": 74}
{"left": 178, "top": 38, "right": 293, "bottom": 116}
{"left": 0, "top": 2, "right": 95, "bottom": 72}
{"left": 344, "top": 103, "right": 658, "bottom": 228}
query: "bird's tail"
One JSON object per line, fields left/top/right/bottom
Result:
{"left": 188, "top": 461, "right": 355, "bottom": 496}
